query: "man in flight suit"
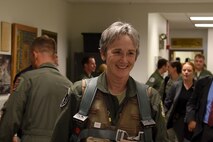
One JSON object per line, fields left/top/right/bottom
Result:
{"left": 146, "top": 58, "right": 169, "bottom": 91}
{"left": 0, "top": 35, "right": 73, "bottom": 142}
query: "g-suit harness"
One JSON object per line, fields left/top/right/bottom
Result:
{"left": 73, "top": 77, "right": 156, "bottom": 142}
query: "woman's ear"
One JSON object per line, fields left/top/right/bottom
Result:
{"left": 100, "top": 50, "right": 106, "bottom": 61}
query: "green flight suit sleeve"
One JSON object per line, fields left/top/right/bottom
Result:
{"left": 51, "top": 91, "right": 81, "bottom": 142}
{"left": 149, "top": 87, "right": 169, "bottom": 142}
{"left": 146, "top": 75, "right": 156, "bottom": 88}
{"left": 0, "top": 76, "right": 30, "bottom": 142}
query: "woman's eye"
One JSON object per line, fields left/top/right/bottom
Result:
{"left": 113, "top": 51, "right": 121, "bottom": 55}
{"left": 128, "top": 52, "right": 136, "bottom": 55}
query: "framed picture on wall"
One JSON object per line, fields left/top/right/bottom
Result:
{"left": 0, "top": 54, "right": 11, "bottom": 95}
{"left": 11, "top": 23, "right": 37, "bottom": 83}
{"left": 41, "top": 29, "right": 57, "bottom": 52}
{"left": 0, "top": 22, "right": 11, "bottom": 52}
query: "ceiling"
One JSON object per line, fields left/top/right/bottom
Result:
{"left": 67, "top": 0, "right": 213, "bottom": 30}
{"left": 67, "top": 0, "right": 213, "bottom": 3}
{"left": 161, "top": 13, "right": 213, "bottom": 30}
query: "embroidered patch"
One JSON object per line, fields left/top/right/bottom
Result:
{"left": 60, "top": 93, "right": 70, "bottom": 108}
{"left": 149, "top": 77, "right": 155, "bottom": 83}
{"left": 13, "top": 78, "right": 21, "bottom": 91}
{"left": 60, "top": 88, "right": 71, "bottom": 108}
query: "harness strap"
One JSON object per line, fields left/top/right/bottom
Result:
{"left": 77, "top": 128, "right": 117, "bottom": 141}
{"left": 78, "top": 77, "right": 98, "bottom": 116}
{"left": 136, "top": 81, "right": 155, "bottom": 142}
{"left": 75, "top": 77, "right": 155, "bottom": 142}
{"left": 77, "top": 128, "right": 144, "bottom": 141}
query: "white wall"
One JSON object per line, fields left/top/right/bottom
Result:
{"left": 170, "top": 29, "right": 208, "bottom": 53}
{"left": 0, "top": 0, "right": 69, "bottom": 76}
{"left": 0, "top": 0, "right": 69, "bottom": 102}
{"left": 68, "top": 3, "right": 149, "bottom": 82}
{"left": 148, "top": 13, "right": 168, "bottom": 78}
{"left": 207, "top": 29, "right": 213, "bottom": 73}
{"left": 68, "top": 3, "right": 213, "bottom": 82}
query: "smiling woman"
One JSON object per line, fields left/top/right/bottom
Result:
{"left": 51, "top": 21, "right": 169, "bottom": 142}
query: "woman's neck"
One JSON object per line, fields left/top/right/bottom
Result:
{"left": 183, "top": 79, "right": 193, "bottom": 90}
{"left": 171, "top": 73, "right": 179, "bottom": 81}
{"left": 106, "top": 74, "right": 128, "bottom": 95}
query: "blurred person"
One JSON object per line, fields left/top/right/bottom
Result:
{"left": 96, "top": 63, "right": 107, "bottom": 75}
{"left": 186, "top": 75, "right": 213, "bottom": 142}
{"left": 158, "top": 61, "right": 182, "bottom": 142}
{"left": 51, "top": 21, "right": 169, "bottom": 142}
{"left": 159, "top": 61, "right": 182, "bottom": 103}
{"left": 13, "top": 52, "right": 58, "bottom": 84}
{"left": 165, "top": 62, "right": 196, "bottom": 142}
{"left": 0, "top": 35, "right": 73, "bottom": 142}
{"left": 80, "top": 56, "right": 96, "bottom": 80}
{"left": 194, "top": 54, "right": 212, "bottom": 80}
{"left": 146, "top": 58, "right": 169, "bottom": 91}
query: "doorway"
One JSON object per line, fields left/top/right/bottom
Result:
{"left": 169, "top": 49, "right": 203, "bottom": 63}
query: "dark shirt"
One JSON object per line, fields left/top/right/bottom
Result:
{"left": 175, "top": 83, "right": 194, "bottom": 116}
{"left": 13, "top": 65, "right": 34, "bottom": 84}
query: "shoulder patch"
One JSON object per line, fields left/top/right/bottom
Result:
{"left": 60, "top": 88, "right": 71, "bottom": 108}
{"left": 60, "top": 94, "right": 70, "bottom": 108}
{"left": 149, "top": 77, "right": 155, "bottom": 83}
{"left": 13, "top": 77, "right": 24, "bottom": 91}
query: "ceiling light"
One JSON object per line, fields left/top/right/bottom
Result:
{"left": 195, "top": 24, "right": 213, "bottom": 27}
{"left": 190, "top": 17, "right": 213, "bottom": 21}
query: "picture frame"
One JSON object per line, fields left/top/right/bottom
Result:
{"left": 0, "top": 54, "right": 11, "bottom": 95}
{"left": 171, "top": 38, "right": 203, "bottom": 48}
{"left": 0, "top": 22, "right": 11, "bottom": 52}
{"left": 11, "top": 23, "right": 37, "bottom": 83}
{"left": 41, "top": 29, "right": 57, "bottom": 52}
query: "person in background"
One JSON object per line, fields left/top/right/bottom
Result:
{"left": 146, "top": 58, "right": 169, "bottom": 91}
{"left": 13, "top": 35, "right": 58, "bottom": 85}
{"left": 159, "top": 61, "right": 182, "bottom": 104}
{"left": 0, "top": 35, "right": 73, "bottom": 142}
{"left": 51, "top": 21, "right": 169, "bottom": 142}
{"left": 96, "top": 63, "right": 107, "bottom": 75}
{"left": 158, "top": 61, "right": 182, "bottom": 142}
{"left": 79, "top": 56, "right": 96, "bottom": 80}
{"left": 186, "top": 75, "right": 213, "bottom": 142}
{"left": 165, "top": 62, "right": 196, "bottom": 142}
{"left": 194, "top": 54, "right": 212, "bottom": 80}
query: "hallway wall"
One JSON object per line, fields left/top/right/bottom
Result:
{"left": 0, "top": 0, "right": 70, "bottom": 76}
{"left": 68, "top": 3, "right": 213, "bottom": 82}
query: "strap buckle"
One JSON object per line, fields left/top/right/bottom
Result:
{"left": 141, "top": 119, "right": 156, "bottom": 128}
{"left": 115, "top": 129, "right": 144, "bottom": 141}
{"left": 115, "top": 129, "right": 128, "bottom": 141}
{"left": 73, "top": 113, "right": 88, "bottom": 128}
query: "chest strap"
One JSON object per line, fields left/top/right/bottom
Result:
{"left": 73, "top": 77, "right": 155, "bottom": 142}
{"left": 136, "top": 82, "right": 155, "bottom": 142}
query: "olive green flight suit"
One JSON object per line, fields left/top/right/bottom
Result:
{"left": 51, "top": 73, "right": 169, "bottom": 142}
{"left": 146, "top": 70, "right": 164, "bottom": 91}
{"left": 0, "top": 63, "right": 73, "bottom": 142}
{"left": 194, "top": 69, "right": 212, "bottom": 80}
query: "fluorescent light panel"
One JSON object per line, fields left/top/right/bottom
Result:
{"left": 190, "top": 17, "right": 213, "bottom": 21}
{"left": 195, "top": 24, "right": 213, "bottom": 27}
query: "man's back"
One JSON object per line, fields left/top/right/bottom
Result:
{"left": 0, "top": 63, "right": 72, "bottom": 142}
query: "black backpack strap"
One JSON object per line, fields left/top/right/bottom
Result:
{"left": 73, "top": 77, "right": 98, "bottom": 124}
{"left": 135, "top": 81, "right": 155, "bottom": 142}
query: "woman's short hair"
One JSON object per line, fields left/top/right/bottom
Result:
{"left": 99, "top": 21, "right": 140, "bottom": 58}
{"left": 170, "top": 61, "right": 182, "bottom": 74}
